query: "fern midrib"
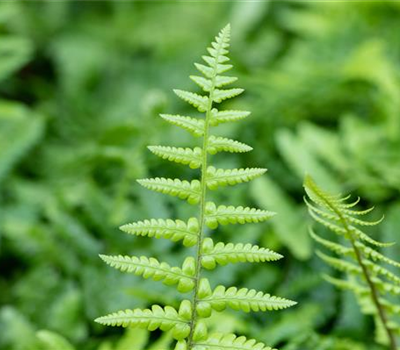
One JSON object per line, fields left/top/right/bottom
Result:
{"left": 187, "top": 40, "right": 223, "bottom": 350}
{"left": 316, "top": 189, "right": 398, "bottom": 350}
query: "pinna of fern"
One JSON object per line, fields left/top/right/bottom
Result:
{"left": 304, "top": 175, "right": 400, "bottom": 350}
{"left": 95, "top": 25, "right": 296, "bottom": 350}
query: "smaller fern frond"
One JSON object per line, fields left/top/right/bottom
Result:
{"left": 190, "top": 333, "right": 275, "bottom": 350}
{"left": 148, "top": 146, "right": 202, "bottom": 169}
{"left": 206, "top": 166, "right": 266, "bottom": 190}
{"left": 95, "top": 303, "right": 191, "bottom": 340}
{"left": 99, "top": 255, "right": 196, "bottom": 293}
{"left": 173, "top": 89, "right": 208, "bottom": 112}
{"left": 207, "top": 136, "right": 252, "bottom": 154}
{"left": 204, "top": 202, "right": 275, "bottom": 229}
{"left": 160, "top": 114, "right": 204, "bottom": 137}
{"left": 305, "top": 175, "right": 400, "bottom": 349}
{"left": 200, "top": 238, "right": 282, "bottom": 270}
{"left": 137, "top": 178, "right": 201, "bottom": 205}
{"left": 120, "top": 217, "right": 199, "bottom": 247}
{"left": 198, "top": 285, "right": 296, "bottom": 314}
{"left": 210, "top": 109, "right": 251, "bottom": 126}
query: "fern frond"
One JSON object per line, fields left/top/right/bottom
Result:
{"left": 148, "top": 146, "right": 202, "bottom": 169}
{"left": 210, "top": 109, "right": 251, "bottom": 126}
{"left": 305, "top": 175, "right": 400, "bottom": 348}
{"left": 173, "top": 89, "right": 208, "bottom": 112}
{"left": 207, "top": 136, "right": 252, "bottom": 154}
{"left": 204, "top": 202, "right": 275, "bottom": 229}
{"left": 160, "top": 114, "right": 204, "bottom": 137}
{"left": 201, "top": 238, "right": 282, "bottom": 270}
{"left": 98, "top": 25, "right": 295, "bottom": 350}
{"left": 137, "top": 178, "right": 201, "bottom": 205}
{"left": 99, "top": 255, "right": 196, "bottom": 293}
{"left": 95, "top": 304, "right": 191, "bottom": 340}
{"left": 192, "top": 333, "right": 274, "bottom": 350}
{"left": 206, "top": 166, "right": 266, "bottom": 190}
{"left": 120, "top": 217, "right": 199, "bottom": 247}
{"left": 199, "top": 285, "right": 296, "bottom": 313}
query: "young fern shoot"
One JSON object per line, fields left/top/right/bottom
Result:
{"left": 304, "top": 175, "right": 400, "bottom": 349}
{"left": 95, "top": 25, "right": 296, "bottom": 350}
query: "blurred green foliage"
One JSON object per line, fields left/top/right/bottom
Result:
{"left": 0, "top": 1, "right": 399, "bottom": 349}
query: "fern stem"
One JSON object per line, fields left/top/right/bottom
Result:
{"left": 349, "top": 239, "right": 397, "bottom": 350}
{"left": 186, "top": 67, "right": 216, "bottom": 350}
{"left": 321, "top": 196, "right": 397, "bottom": 350}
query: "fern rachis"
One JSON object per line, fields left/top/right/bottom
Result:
{"left": 95, "top": 25, "right": 296, "bottom": 350}
{"left": 304, "top": 175, "right": 400, "bottom": 349}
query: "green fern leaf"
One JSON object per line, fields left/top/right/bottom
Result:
{"left": 194, "top": 62, "right": 213, "bottom": 79}
{"left": 192, "top": 333, "right": 274, "bottom": 350}
{"left": 355, "top": 241, "right": 400, "bottom": 268}
{"left": 215, "top": 75, "right": 238, "bottom": 87}
{"left": 95, "top": 304, "right": 191, "bottom": 340}
{"left": 212, "top": 88, "right": 244, "bottom": 103}
{"left": 160, "top": 114, "right": 204, "bottom": 137}
{"left": 310, "top": 228, "right": 353, "bottom": 257}
{"left": 137, "top": 178, "right": 201, "bottom": 205}
{"left": 201, "top": 238, "right": 282, "bottom": 270}
{"left": 190, "top": 75, "right": 212, "bottom": 92}
{"left": 173, "top": 89, "right": 209, "bottom": 112}
{"left": 316, "top": 251, "right": 362, "bottom": 274}
{"left": 99, "top": 255, "right": 196, "bottom": 293}
{"left": 210, "top": 109, "right": 251, "bottom": 126}
{"left": 148, "top": 146, "right": 202, "bottom": 169}
{"left": 371, "top": 276, "right": 400, "bottom": 296}
{"left": 322, "top": 274, "right": 369, "bottom": 294}
{"left": 362, "top": 260, "right": 400, "bottom": 285}
{"left": 199, "top": 285, "right": 296, "bottom": 313}
{"left": 305, "top": 175, "right": 400, "bottom": 348}
{"left": 207, "top": 136, "right": 252, "bottom": 154}
{"left": 206, "top": 166, "right": 266, "bottom": 190}
{"left": 98, "top": 25, "right": 295, "bottom": 349}
{"left": 204, "top": 202, "right": 275, "bottom": 229}
{"left": 120, "top": 217, "right": 199, "bottom": 247}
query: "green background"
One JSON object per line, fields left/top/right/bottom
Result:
{"left": 0, "top": 1, "right": 399, "bottom": 349}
